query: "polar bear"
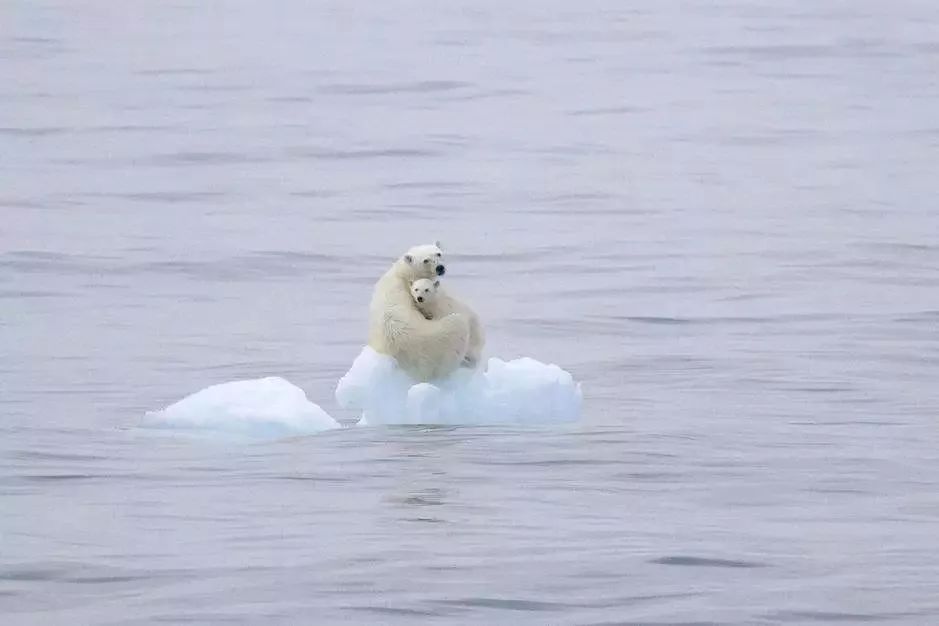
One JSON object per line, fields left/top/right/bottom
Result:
{"left": 368, "top": 243, "right": 470, "bottom": 382}
{"left": 410, "top": 278, "right": 485, "bottom": 369}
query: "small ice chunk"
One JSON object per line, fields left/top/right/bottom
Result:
{"left": 407, "top": 383, "right": 443, "bottom": 424}
{"left": 144, "top": 377, "right": 340, "bottom": 440}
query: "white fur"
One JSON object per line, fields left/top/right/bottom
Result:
{"left": 368, "top": 244, "right": 470, "bottom": 382}
{"left": 410, "top": 278, "right": 485, "bottom": 369}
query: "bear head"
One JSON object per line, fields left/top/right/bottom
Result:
{"left": 401, "top": 241, "right": 446, "bottom": 280}
{"left": 410, "top": 278, "right": 440, "bottom": 305}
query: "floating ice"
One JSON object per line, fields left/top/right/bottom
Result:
{"left": 145, "top": 351, "right": 581, "bottom": 438}
{"left": 143, "top": 377, "right": 340, "bottom": 440}
{"left": 336, "top": 347, "right": 582, "bottom": 426}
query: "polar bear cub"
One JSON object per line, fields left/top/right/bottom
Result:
{"left": 410, "top": 278, "right": 485, "bottom": 368}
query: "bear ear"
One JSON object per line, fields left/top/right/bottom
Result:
{"left": 433, "top": 280, "right": 440, "bottom": 288}
{"left": 403, "top": 254, "right": 413, "bottom": 264}
{"left": 434, "top": 240, "right": 442, "bottom": 250}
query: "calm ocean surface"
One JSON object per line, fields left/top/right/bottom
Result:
{"left": 3, "top": 1, "right": 939, "bottom": 624}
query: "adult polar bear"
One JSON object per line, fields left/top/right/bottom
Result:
{"left": 368, "top": 242, "right": 470, "bottom": 382}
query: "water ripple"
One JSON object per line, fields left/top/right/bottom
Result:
{"left": 650, "top": 556, "right": 767, "bottom": 569}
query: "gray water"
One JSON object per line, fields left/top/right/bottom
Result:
{"left": 3, "top": 1, "right": 939, "bottom": 624}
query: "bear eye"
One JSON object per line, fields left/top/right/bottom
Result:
{"left": 436, "top": 252, "right": 441, "bottom": 257}
{"left": 423, "top": 259, "right": 430, "bottom": 264}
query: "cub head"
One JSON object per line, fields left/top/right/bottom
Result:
{"left": 401, "top": 241, "right": 445, "bottom": 279}
{"left": 410, "top": 278, "right": 440, "bottom": 306}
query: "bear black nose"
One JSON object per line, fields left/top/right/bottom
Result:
{"left": 417, "top": 296, "right": 424, "bottom": 303}
{"left": 436, "top": 265, "right": 445, "bottom": 276}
